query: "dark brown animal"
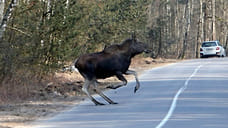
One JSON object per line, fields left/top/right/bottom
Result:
{"left": 75, "top": 37, "right": 150, "bottom": 105}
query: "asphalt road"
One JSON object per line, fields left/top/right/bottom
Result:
{"left": 33, "top": 58, "right": 228, "bottom": 128}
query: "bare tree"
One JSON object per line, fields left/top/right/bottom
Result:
{"left": 225, "top": 35, "right": 228, "bottom": 50}
{"left": 0, "top": 0, "right": 5, "bottom": 39}
{"left": 0, "top": 0, "right": 5, "bottom": 21}
{"left": 212, "top": 0, "right": 216, "bottom": 40}
{"left": 0, "top": 0, "right": 17, "bottom": 40}
{"left": 196, "top": 0, "right": 203, "bottom": 58}
{"left": 178, "top": 0, "right": 191, "bottom": 59}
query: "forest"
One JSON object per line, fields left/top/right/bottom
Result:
{"left": 0, "top": 0, "right": 228, "bottom": 101}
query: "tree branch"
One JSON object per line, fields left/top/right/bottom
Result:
{"left": 6, "top": 26, "right": 32, "bottom": 37}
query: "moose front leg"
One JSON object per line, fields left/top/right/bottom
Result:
{"left": 125, "top": 70, "right": 140, "bottom": 93}
{"left": 107, "top": 72, "right": 127, "bottom": 89}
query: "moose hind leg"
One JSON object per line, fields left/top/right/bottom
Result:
{"left": 94, "top": 88, "right": 118, "bottom": 104}
{"left": 82, "top": 79, "right": 104, "bottom": 105}
{"left": 107, "top": 72, "right": 127, "bottom": 89}
{"left": 92, "top": 81, "right": 117, "bottom": 104}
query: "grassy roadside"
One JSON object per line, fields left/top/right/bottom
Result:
{"left": 0, "top": 57, "right": 178, "bottom": 128}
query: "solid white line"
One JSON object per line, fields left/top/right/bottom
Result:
{"left": 155, "top": 65, "right": 202, "bottom": 128}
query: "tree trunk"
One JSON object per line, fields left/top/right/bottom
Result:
{"left": 175, "top": 0, "right": 180, "bottom": 58}
{"left": 203, "top": 2, "right": 207, "bottom": 41}
{"left": 0, "top": 0, "right": 5, "bottom": 21}
{"left": 212, "top": 0, "right": 216, "bottom": 40}
{"left": 47, "top": 0, "right": 51, "bottom": 19}
{"left": 196, "top": 0, "right": 203, "bottom": 58}
{"left": 178, "top": 0, "right": 190, "bottom": 59}
{"left": 225, "top": 35, "right": 228, "bottom": 50}
{"left": 0, "top": 0, "right": 5, "bottom": 39}
{"left": 156, "top": 27, "right": 162, "bottom": 58}
{"left": 0, "top": 0, "right": 17, "bottom": 40}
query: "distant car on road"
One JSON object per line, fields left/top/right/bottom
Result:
{"left": 200, "top": 41, "right": 226, "bottom": 58}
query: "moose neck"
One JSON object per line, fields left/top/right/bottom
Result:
{"left": 130, "top": 51, "right": 142, "bottom": 58}
{"left": 119, "top": 39, "right": 143, "bottom": 59}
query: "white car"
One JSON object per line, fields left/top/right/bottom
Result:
{"left": 200, "top": 41, "right": 226, "bottom": 58}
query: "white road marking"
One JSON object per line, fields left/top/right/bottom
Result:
{"left": 155, "top": 65, "right": 202, "bottom": 128}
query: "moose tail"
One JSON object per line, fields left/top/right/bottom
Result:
{"left": 62, "top": 58, "right": 79, "bottom": 72}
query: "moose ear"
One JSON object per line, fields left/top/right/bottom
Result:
{"left": 131, "top": 32, "right": 136, "bottom": 40}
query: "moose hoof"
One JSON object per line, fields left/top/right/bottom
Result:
{"left": 106, "top": 85, "right": 115, "bottom": 89}
{"left": 134, "top": 87, "right": 138, "bottom": 93}
{"left": 95, "top": 102, "right": 105, "bottom": 106}
{"left": 110, "top": 102, "right": 118, "bottom": 105}
{"left": 92, "top": 99, "right": 105, "bottom": 106}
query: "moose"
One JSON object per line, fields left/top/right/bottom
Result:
{"left": 74, "top": 35, "right": 151, "bottom": 105}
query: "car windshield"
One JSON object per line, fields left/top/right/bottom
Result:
{"left": 202, "top": 42, "right": 217, "bottom": 47}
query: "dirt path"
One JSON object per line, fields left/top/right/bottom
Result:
{"left": 0, "top": 57, "right": 178, "bottom": 128}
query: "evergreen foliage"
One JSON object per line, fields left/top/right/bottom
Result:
{"left": 0, "top": 0, "right": 148, "bottom": 80}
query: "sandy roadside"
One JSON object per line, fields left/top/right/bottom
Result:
{"left": 0, "top": 57, "right": 178, "bottom": 128}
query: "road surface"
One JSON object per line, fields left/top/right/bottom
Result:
{"left": 33, "top": 58, "right": 228, "bottom": 128}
